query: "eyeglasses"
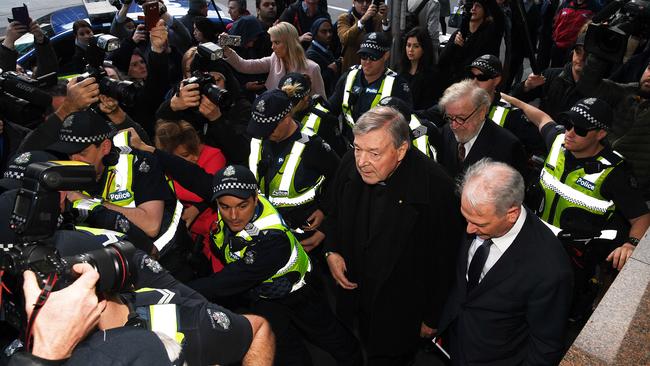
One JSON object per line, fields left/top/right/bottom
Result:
{"left": 468, "top": 72, "right": 493, "bottom": 82}
{"left": 563, "top": 120, "right": 595, "bottom": 137}
{"left": 359, "top": 53, "right": 381, "bottom": 61}
{"left": 444, "top": 105, "right": 481, "bottom": 125}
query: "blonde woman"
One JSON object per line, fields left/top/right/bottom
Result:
{"left": 223, "top": 22, "right": 327, "bottom": 97}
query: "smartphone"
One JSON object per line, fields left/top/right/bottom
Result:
{"left": 142, "top": 1, "right": 160, "bottom": 31}
{"left": 218, "top": 34, "right": 242, "bottom": 47}
{"left": 12, "top": 4, "right": 30, "bottom": 26}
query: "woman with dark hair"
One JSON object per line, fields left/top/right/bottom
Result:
{"left": 193, "top": 16, "right": 220, "bottom": 44}
{"left": 399, "top": 27, "right": 442, "bottom": 109}
{"left": 70, "top": 20, "right": 93, "bottom": 73}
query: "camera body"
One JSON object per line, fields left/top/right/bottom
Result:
{"left": 183, "top": 71, "right": 232, "bottom": 110}
{"left": 585, "top": 0, "right": 650, "bottom": 64}
{"left": 77, "top": 34, "right": 139, "bottom": 107}
{"left": 0, "top": 161, "right": 137, "bottom": 333}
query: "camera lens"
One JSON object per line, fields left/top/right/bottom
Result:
{"left": 66, "top": 241, "right": 136, "bottom": 292}
{"left": 99, "top": 77, "right": 138, "bottom": 107}
{"left": 202, "top": 84, "right": 233, "bottom": 110}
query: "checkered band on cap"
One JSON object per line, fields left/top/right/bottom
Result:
{"left": 360, "top": 41, "right": 390, "bottom": 53}
{"left": 252, "top": 103, "right": 293, "bottom": 125}
{"left": 471, "top": 59, "right": 500, "bottom": 76}
{"left": 213, "top": 182, "right": 258, "bottom": 194}
{"left": 3, "top": 170, "right": 24, "bottom": 180}
{"left": 571, "top": 105, "right": 608, "bottom": 130}
{"left": 60, "top": 132, "right": 111, "bottom": 144}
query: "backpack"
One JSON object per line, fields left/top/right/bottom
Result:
{"left": 404, "top": 0, "right": 431, "bottom": 31}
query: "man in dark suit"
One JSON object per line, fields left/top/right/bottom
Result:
{"left": 322, "top": 106, "right": 463, "bottom": 364}
{"left": 434, "top": 80, "right": 528, "bottom": 179}
{"left": 438, "top": 158, "right": 573, "bottom": 365}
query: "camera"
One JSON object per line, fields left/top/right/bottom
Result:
{"left": 218, "top": 34, "right": 242, "bottom": 48}
{"left": 585, "top": 0, "right": 650, "bottom": 64}
{"left": 76, "top": 34, "right": 139, "bottom": 107}
{"left": 0, "top": 161, "right": 137, "bottom": 332}
{"left": 0, "top": 69, "right": 56, "bottom": 124}
{"left": 198, "top": 42, "right": 225, "bottom": 60}
{"left": 183, "top": 71, "right": 233, "bottom": 110}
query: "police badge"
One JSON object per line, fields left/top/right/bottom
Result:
{"left": 256, "top": 99, "right": 266, "bottom": 113}
{"left": 212, "top": 311, "right": 231, "bottom": 330}
{"left": 138, "top": 160, "right": 150, "bottom": 173}
{"left": 224, "top": 165, "right": 236, "bottom": 177}
{"left": 62, "top": 115, "right": 74, "bottom": 128}
{"left": 244, "top": 250, "right": 256, "bottom": 264}
{"left": 14, "top": 152, "right": 31, "bottom": 165}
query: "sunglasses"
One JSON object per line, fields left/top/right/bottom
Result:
{"left": 468, "top": 72, "right": 493, "bottom": 82}
{"left": 359, "top": 53, "right": 381, "bottom": 61}
{"left": 443, "top": 105, "right": 481, "bottom": 125}
{"left": 563, "top": 120, "right": 595, "bottom": 137}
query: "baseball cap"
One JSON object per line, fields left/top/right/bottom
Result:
{"left": 358, "top": 32, "right": 391, "bottom": 60}
{"left": 0, "top": 150, "right": 58, "bottom": 191}
{"left": 468, "top": 54, "right": 502, "bottom": 79}
{"left": 211, "top": 165, "right": 259, "bottom": 201}
{"left": 558, "top": 97, "right": 613, "bottom": 132}
{"left": 278, "top": 73, "right": 311, "bottom": 103}
{"left": 47, "top": 110, "right": 114, "bottom": 155}
{"left": 246, "top": 89, "right": 293, "bottom": 139}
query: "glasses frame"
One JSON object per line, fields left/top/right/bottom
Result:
{"left": 444, "top": 104, "right": 482, "bottom": 125}
{"left": 469, "top": 72, "right": 493, "bottom": 82}
{"left": 563, "top": 121, "right": 594, "bottom": 137}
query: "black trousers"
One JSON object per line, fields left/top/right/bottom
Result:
{"left": 252, "top": 276, "right": 362, "bottom": 366}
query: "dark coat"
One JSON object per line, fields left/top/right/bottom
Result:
{"left": 436, "top": 118, "right": 528, "bottom": 179}
{"left": 306, "top": 42, "right": 338, "bottom": 97}
{"left": 322, "top": 148, "right": 463, "bottom": 358}
{"left": 438, "top": 209, "right": 573, "bottom": 365}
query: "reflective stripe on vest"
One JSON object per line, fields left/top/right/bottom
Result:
{"left": 249, "top": 136, "right": 325, "bottom": 207}
{"left": 75, "top": 225, "right": 125, "bottom": 245}
{"left": 539, "top": 134, "right": 619, "bottom": 227}
{"left": 409, "top": 115, "right": 436, "bottom": 159}
{"left": 135, "top": 288, "right": 185, "bottom": 344}
{"left": 301, "top": 102, "right": 329, "bottom": 136}
{"left": 211, "top": 196, "right": 311, "bottom": 293}
{"left": 341, "top": 66, "right": 397, "bottom": 128}
{"left": 489, "top": 102, "right": 510, "bottom": 127}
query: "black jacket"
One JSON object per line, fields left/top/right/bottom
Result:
{"left": 322, "top": 148, "right": 462, "bottom": 357}
{"left": 438, "top": 209, "right": 573, "bottom": 365}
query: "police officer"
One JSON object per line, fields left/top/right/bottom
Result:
{"left": 279, "top": 73, "right": 348, "bottom": 156}
{"left": 328, "top": 31, "right": 412, "bottom": 144}
{"left": 377, "top": 96, "right": 438, "bottom": 159}
{"left": 504, "top": 95, "right": 650, "bottom": 317}
{"left": 247, "top": 89, "right": 340, "bottom": 253}
{"left": 46, "top": 110, "right": 194, "bottom": 281}
{"left": 468, "top": 54, "right": 545, "bottom": 157}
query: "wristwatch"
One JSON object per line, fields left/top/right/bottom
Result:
{"left": 357, "top": 20, "right": 364, "bottom": 30}
{"left": 324, "top": 251, "right": 335, "bottom": 258}
{"left": 628, "top": 237, "right": 641, "bottom": 246}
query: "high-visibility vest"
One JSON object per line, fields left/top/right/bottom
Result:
{"left": 100, "top": 131, "right": 184, "bottom": 253}
{"left": 210, "top": 196, "right": 311, "bottom": 294}
{"left": 409, "top": 114, "right": 436, "bottom": 159}
{"left": 300, "top": 101, "right": 329, "bottom": 136}
{"left": 249, "top": 133, "right": 324, "bottom": 207}
{"left": 539, "top": 134, "right": 623, "bottom": 228}
{"left": 341, "top": 65, "right": 397, "bottom": 128}
{"left": 488, "top": 99, "right": 511, "bottom": 127}
{"left": 133, "top": 288, "right": 186, "bottom": 345}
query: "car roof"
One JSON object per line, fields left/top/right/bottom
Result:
{"left": 16, "top": 0, "right": 231, "bottom": 62}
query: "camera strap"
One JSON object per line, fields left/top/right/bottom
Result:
{"left": 25, "top": 273, "right": 59, "bottom": 351}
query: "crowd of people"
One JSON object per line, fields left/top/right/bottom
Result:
{"left": 0, "top": 0, "right": 649, "bottom": 364}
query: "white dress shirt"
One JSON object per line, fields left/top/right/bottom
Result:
{"left": 466, "top": 206, "right": 527, "bottom": 283}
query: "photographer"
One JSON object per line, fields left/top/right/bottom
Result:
{"left": 1, "top": 20, "right": 58, "bottom": 77}
{"left": 108, "top": 19, "right": 173, "bottom": 135}
{"left": 337, "top": 0, "right": 390, "bottom": 70}
{"left": 577, "top": 39, "right": 650, "bottom": 201}
{"left": 156, "top": 54, "right": 252, "bottom": 165}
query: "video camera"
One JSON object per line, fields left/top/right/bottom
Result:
{"left": 76, "top": 34, "right": 139, "bottom": 107}
{"left": 0, "top": 161, "right": 136, "bottom": 333}
{"left": 0, "top": 69, "right": 56, "bottom": 124}
{"left": 584, "top": 0, "right": 650, "bottom": 64}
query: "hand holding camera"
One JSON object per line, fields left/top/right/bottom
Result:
{"left": 149, "top": 19, "right": 168, "bottom": 53}
{"left": 171, "top": 80, "right": 201, "bottom": 111}
{"left": 23, "top": 263, "right": 106, "bottom": 360}
{"left": 361, "top": 4, "right": 378, "bottom": 23}
{"left": 55, "top": 77, "right": 100, "bottom": 120}
{"left": 198, "top": 95, "right": 222, "bottom": 121}
{"left": 2, "top": 21, "right": 28, "bottom": 50}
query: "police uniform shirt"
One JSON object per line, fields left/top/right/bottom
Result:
{"left": 124, "top": 289, "right": 254, "bottom": 366}
{"left": 329, "top": 68, "right": 413, "bottom": 124}
{"left": 541, "top": 123, "right": 649, "bottom": 221}
{"left": 188, "top": 200, "right": 295, "bottom": 301}
{"left": 88, "top": 150, "right": 175, "bottom": 209}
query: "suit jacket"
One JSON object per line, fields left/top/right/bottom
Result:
{"left": 436, "top": 118, "right": 528, "bottom": 179}
{"left": 322, "top": 148, "right": 463, "bottom": 357}
{"left": 438, "top": 208, "right": 573, "bottom": 365}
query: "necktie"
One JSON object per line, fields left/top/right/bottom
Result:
{"left": 467, "top": 239, "right": 493, "bottom": 292}
{"left": 458, "top": 143, "right": 466, "bottom": 163}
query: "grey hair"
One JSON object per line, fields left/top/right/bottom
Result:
{"left": 459, "top": 158, "right": 524, "bottom": 216}
{"left": 439, "top": 79, "right": 491, "bottom": 111}
{"left": 353, "top": 106, "right": 411, "bottom": 149}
